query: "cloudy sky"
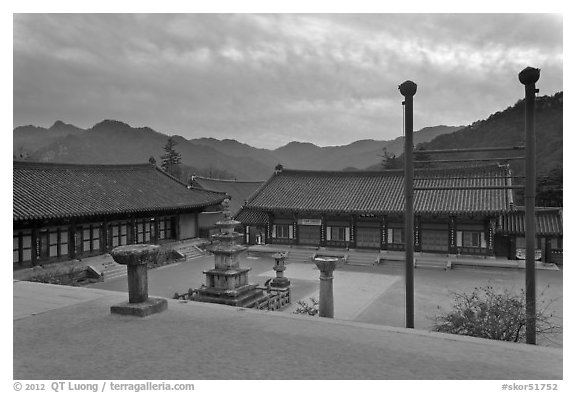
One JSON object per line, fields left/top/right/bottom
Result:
{"left": 13, "top": 13, "right": 563, "bottom": 149}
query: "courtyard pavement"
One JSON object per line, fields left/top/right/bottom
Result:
{"left": 258, "top": 263, "right": 400, "bottom": 319}
{"left": 13, "top": 280, "right": 562, "bottom": 380}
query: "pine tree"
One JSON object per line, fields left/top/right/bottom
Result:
{"left": 160, "top": 137, "right": 182, "bottom": 178}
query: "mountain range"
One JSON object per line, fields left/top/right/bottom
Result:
{"left": 13, "top": 120, "right": 460, "bottom": 180}
{"left": 13, "top": 91, "right": 562, "bottom": 181}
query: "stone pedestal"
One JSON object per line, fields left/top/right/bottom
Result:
{"left": 314, "top": 257, "right": 339, "bottom": 318}
{"left": 109, "top": 244, "right": 167, "bottom": 317}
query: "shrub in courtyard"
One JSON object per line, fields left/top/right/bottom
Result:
{"left": 432, "top": 284, "right": 561, "bottom": 343}
{"left": 293, "top": 297, "right": 319, "bottom": 316}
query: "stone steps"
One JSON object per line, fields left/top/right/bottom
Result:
{"left": 174, "top": 245, "right": 205, "bottom": 261}
{"left": 102, "top": 263, "right": 127, "bottom": 281}
{"left": 284, "top": 248, "right": 315, "bottom": 264}
{"left": 345, "top": 252, "right": 379, "bottom": 266}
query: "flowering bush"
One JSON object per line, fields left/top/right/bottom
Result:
{"left": 433, "top": 284, "right": 560, "bottom": 343}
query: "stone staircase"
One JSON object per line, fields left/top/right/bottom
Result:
{"left": 342, "top": 250, "right": 378, "bottom": 266}
{"left": 284, "top": 248, "right": 316, "bottom": 264}
{"left": 174, "top": 244, "right": 206, "bottom": 261}
{"left": 414, "top": 255, "right": 450, "bottom": 270}
{"left": 101, "top": 261, "right": 127, "bottom": 281}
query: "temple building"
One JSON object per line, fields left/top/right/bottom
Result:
{"left": 236, "top": 164, "right": 518, "bottom": 257}
{"left": 188, "top": 176, "right": 264, "bottom": 239}
{"left": 13, "top": 161, "right": 227, "bottom": 269}
{"left": 495, "top": 207, "right": 563, "bottom": 264}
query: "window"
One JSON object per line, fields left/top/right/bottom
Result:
{"left": 276, "top": 225, "right": 291, "bottom": 239}
{"left": 388, "top": 228, "right": 404, "bottom": 244}
{"left": 158, "top": 217, "right": 173, "bottom": 240}
{"left": 329, "top": 227, "right": 347, "bottom": 241}
{"left": 78, "top": 223, "right": 102, "bottom": 253}
{"left": 462, "top": 231, "right": 482, "bottom": 248}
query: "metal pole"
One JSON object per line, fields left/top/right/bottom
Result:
{"left": 399, "top": 80, "right": 417, "bottom": 329}
{"left": 519, "top": 66, "right": 540, "bottom": 345}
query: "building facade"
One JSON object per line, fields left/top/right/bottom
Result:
{"left": 13, "top": 161, "right": 227, "bottom": 269}
{"left": 236, "top": 165, "right": 516, "bottom": 257}
{"left": 495, "top": 208, "right": 563, "bottom": 264}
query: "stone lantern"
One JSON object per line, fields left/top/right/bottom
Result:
{"left": 270, "top": 252, "right": 290, "bottom": 289}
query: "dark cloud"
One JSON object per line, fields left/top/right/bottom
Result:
{"left": 13, "top": 13, "right": 563, "bottom": 148}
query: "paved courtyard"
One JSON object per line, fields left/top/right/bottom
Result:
{"left": 13, "top": 281, "right": 562, "bottom": 380}
{"left": 87, "top": 253, "right": 563, "bottom": 348}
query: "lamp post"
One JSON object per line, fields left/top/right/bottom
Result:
{"left": 519, "top": 66, "right": 540, "bottom": 345}
{"left": 399, "top": 80, "right": 417, "bottom": 329}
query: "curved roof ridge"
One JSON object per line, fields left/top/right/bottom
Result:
{"left": 278, "top": 164, "right": 508, "bottom": 177}
{"left": 13, "top": 160, "right": 154, "bottom": 170}
{"left": 192, "top": 175, "right": 266, "bottom": 184}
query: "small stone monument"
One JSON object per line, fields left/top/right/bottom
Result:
{"left": 193, "top": 198, "right": 267, "bottom": 307}
{"left": 271, "top": 252, "right": 290, "bottom": 289}
{"left": 109, "top": 244, "right": 167, "bottom": 317}
{"left": 313, "top": 256, "right": 339, "bottom": 318}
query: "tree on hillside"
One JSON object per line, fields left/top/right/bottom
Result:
{"left": 515, "top": 165, "right": 563, "bottom": 207}
{"left": 380, "top": 148, "right": 401, "bottom": 170}
{"left": 536, "top": 166, "right": 563, "bottom": 207}
{"left": 161, "top": 137, "right": 182, "bottom": 178}
{"left": 414, "top": 149, "right": 435, "bottom": 169}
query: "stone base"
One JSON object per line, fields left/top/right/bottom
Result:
{"left": 110, "top": 297, "right": 167, "bottom": 317}
{"left": 271, "top": 277, "right": 291, "bottom": 288}
{"left": 193, "top": 284, "right": 267, "bottom": 307}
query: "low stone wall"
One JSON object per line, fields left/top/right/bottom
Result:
{"left": 174, "top": 287, "right": 291, "bottom": 312}
{"left": 253, "top": 287, "right": 291, "bottom": 311}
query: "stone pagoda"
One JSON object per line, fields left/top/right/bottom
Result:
{"left": 193, "top": 199, "right": 267, "bottom": 307}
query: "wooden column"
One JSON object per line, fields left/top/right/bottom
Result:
{"left": 31, "top": 226, "right": 39, "bottom": 266}
{"left": 449, "top": 216, "right": 457, "bottom": 254}
{"left": 320, "top": 215, "right": 327, "bottom": 247}
{"left": 415, "top": 216, "right": 422, "bottom": 252}
{"left": 350, "top": 215, "right": 356, "bottom": 249}
{"left": 382, "top": 216, "right": 388, "bottom": 250}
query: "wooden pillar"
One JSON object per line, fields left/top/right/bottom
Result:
{"left": 320, "top": 215, "right": 327, "bottom": 247}
{"left": 174, "top": 215, "right": 181, "bottom": 241}
{"left": 382, "top": 216, "right": 388, "bottom": 250}
{"left": 350, "top": 215, "right": 356, "bottom": 249}
{"left": 293, "top": 213, "right": 299, "bottom": 245}
{"left": 544, "top": 237, "right": 552, "bottom": 263}
{"left": 31, "top": 226, "right": 39, "bottom": 266}
{"left": 449, "top": 216, "right": 457, "bottom": 254}
{"left": 153, "top": 217, "right": 159, "bottom": 244}
{"left": 267, "top": 212, "right": 274, "bottom": 243}
{"left": 415, "top": 216, "right": 422, "bottom": 252}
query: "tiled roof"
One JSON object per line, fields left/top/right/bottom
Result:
{"left": 234, "top": 207, "right": 269, "bottom": 225}
{"left": 243, "top": 165, "right": 514, "bottom": 216}
{"left": 497, "top": 208, "right": 563, "bottom": 236}
{"left": 13, "top": 161, "right": 227, "bottom": 222}
{"left": 191, "top": 176, "right": 264, "bottom": 216}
